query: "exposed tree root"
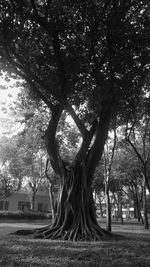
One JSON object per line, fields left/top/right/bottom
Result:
{"left": 12, "top": 221, "right": 122, "bottom": 241}
{"left": 12, "top": 163, "right": 123, "bottom": 241}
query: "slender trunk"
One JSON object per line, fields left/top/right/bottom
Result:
{"left": 31, "top": 192, "right": 36, "bottom": 212}
{"left": 116, "top": 202, "right": 119, "bottom": 220}
{"left": 118, "top": 193, "right": 123, "bottom": 224}
{"left": 99, "top": 197, "right": 104, "bottom": 218}
{"left": 137, "top": 207, "right": 141, "bottom": 222}
{"left": 120, "top": 202, "right": 124, "bottom": 225}
{"left": 48, "top": 182, "right": 55, "bottom": 223}
{"left": 133, "top": 200, "right": 137, "bottom": 219}
{"left": 105, "top": 190, "right": 111, "bottom": 231}
{"left": 133, "top": 194, "right": 141, "bottom": 222}
{"left": 126, "top": 204, "right": 130, "bottom": 220}
{"left": 143, "top": 177, "right": 149, "bottom": 229}
{"left": 105, "top": 175, "right": 111, "bottom": 232}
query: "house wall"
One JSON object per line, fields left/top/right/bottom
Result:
{"left": 0, "top": 191, "right": 51, "bottom": 212}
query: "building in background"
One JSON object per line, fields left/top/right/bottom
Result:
{"left": 0, "top": 188, "right": 52, "bottom": 213}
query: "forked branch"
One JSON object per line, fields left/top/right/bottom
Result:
{"left": 75, "top": 119, "right": 98, "bottom": 165}
{"left": 65, "top": 102, "right": 88, "bottom": 138}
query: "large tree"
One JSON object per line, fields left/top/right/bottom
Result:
{"left": 0, "top": 0, "right": 149, "bottom": 240}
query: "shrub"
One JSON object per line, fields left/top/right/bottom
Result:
{"left": 0, "top": 211, "right": 52, "bottom": 220}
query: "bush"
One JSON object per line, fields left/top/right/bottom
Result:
{"left": 0, "top": 210, "right": 52, "bottom": 220}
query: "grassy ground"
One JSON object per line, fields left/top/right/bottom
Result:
{"left": 0, "top": 219, "right": 150, "bottom": 267}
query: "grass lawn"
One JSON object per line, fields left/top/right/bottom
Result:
{"left": 0, "top": 219, "right": 150, "bottom": 267}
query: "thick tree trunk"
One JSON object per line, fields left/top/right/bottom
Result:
{"left": 34, "top": 162, "right": 112, "bottom": 241}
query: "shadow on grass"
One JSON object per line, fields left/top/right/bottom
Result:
{"left": 0, "top": 232, "right": 150, "bottom": 267}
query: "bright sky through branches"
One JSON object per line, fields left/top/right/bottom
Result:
{"left": 0, "top": 73, "right": 21, "bottom": 137}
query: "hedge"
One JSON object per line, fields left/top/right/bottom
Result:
{"left": 0, "top": 211, "right": 52, "bottom": 220}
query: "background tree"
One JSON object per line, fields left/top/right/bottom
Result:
{"left": 111, "top": 141, "right": 141, "bottom": 223}
{"left": 0, "top": 167, "right": 18, "bottom": 200}
{"left": 104, "top": 128, "right": 117, "bottom": 231}
{"left": 0, "top": 0, "right": 149, "bottom": 240}
{"left": 0, "top": 136, "right": 21, "bottom": 202}
{"left": 125, "top": 115, "right": 150, "bottom": 229}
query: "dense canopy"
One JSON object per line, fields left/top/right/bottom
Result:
{"left": 0, "top": 1, "right": 149, "bottom": 112}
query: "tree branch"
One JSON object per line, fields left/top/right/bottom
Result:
{"left": 125, "top": 136, "right": 145, "bottom": 166}
{"left": 1, "top": 45, "right": 58, "bottom": 109}
{"left": 2, "top": 53, "right": 54, "bottom": 109}
{"left": 87, "top": 102, "right": 112, "bottom": 182}
{"left": 26, "top": 77, "right": 54, "bottom": 109}
{"left": 75, "top": 119, "right": 98, "bottom": 165}
{"left": 45, "top": 158, "right": 51, "bottom": 181}
{"left": 107, "top": 127, "right": 117, "bottom": 174}
{"left": 64, "top": 102, "right": 88, "bottom": 137}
